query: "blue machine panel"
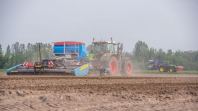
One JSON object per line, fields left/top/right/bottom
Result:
{"left": 73, "top": 63, "right": 91, "bottom": 76}
{"left": 54, "top": 44, "right": 87, "bottom": 61}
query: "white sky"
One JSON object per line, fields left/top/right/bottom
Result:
{"left": 0, "top": 0, "right": 198, "bottom": 53}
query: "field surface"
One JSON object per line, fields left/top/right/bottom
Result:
{"left": 0, "top": 72, "right": 198, "bottom": 111}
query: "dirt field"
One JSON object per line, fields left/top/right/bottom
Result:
{"left": 0, "top": 71, "right": 198, "bottom": 111}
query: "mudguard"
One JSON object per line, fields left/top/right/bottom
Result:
{"left": 100, "top": 53, "right": 117, "bottom": 61}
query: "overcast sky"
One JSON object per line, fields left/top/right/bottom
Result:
{"left": 0, "top": 0, "right": 198, "bottom": 53}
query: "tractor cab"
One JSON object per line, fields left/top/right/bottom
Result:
{"left": 93, "top": 41, "right": 116, "bottom": 54}
{"left": 87, "top": 38, "right": 123, "bottom": 61}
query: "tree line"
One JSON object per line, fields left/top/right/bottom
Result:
{"left": 0, "top": 41, "right": 197, "bottom": 71}
{"left": 0, "top": 42, "right": 51, "bottom": 69}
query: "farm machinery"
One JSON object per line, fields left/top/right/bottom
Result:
{"left": 148, "top": 60, "right": 184, "bottom": 72}
{"left": 7, "top": 38, "right": 133, "bottom": 76}
{"left": 148, "top": 59, "right": 161, "bottom": 70}
{"left": 84, "top": 38, "right": 133, "bottom": 75}
{"left": 7, "top": 41, "right": 91, "bottom": 76}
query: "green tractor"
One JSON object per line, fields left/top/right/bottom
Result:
{"left": 85, "top": 38, "right": 133, "bottom": 75}
{"left": 159, "top": 61, "right": 177, "bottom": 72}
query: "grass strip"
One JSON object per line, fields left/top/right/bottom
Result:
{"left": 0, "top": 69, "right": 7, "bottom": 71}
{"left": 133, "top": 70, "right": 198, "bottom": 74}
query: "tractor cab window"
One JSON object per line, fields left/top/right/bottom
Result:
{"left": 107, "top": 44, "right": 114, "bottom": 53}
{"left": 94, "top": 43, "right": 106, "bottom": 54}
{"left": 162, "top": 62, "right": 169, "bottom": 65}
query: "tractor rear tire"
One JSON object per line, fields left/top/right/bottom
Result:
{"left": 159, "top": 66, "right": 165, "bottom": 72}
{"left": 121, "top": 60, "right": 133, "bottom": 76}
{"left": 105, "top": 56, "right": 119, "bottom": 75}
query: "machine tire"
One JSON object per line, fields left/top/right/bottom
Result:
{"left": 105, "top": 56, "right": 119, "bottom": 75}
{"left": 159, "top": 66, "right": 165, "bottom": 72}
{"left": 169, "top": 68, "right": 174, "bottom": 72}
{"left": 121, "top": 60, "right": 133, "bottom": 76}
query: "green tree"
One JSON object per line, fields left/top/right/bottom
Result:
{"left": 133, "top": 41, "right": 149, "bottom": 62}
{"left": 132, "top": 41, "right": 149, "bottom": 70}
{"left": 86, "top": 44, "right": 93, "bottom": 54}
{"left": 0, "top": 44, "right": 4, "bottom": 68}
{"left": 3, "top": 45, "right": 11, "bottom": 68}
{"left": 148, "top": 48, "right": 156, "bottom": 60}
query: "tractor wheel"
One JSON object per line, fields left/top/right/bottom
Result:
{"left": 105, "top": 56, "right": 119, "bottom": 75}
{"left": 169, "top": 68, "right": 173, "bottom": 72}
{"left": 170, "top": 67, "right": 177, "bottom": 72}
{"left": 159, "top": 67, "right": 164, "bottom": 72}
{"left": 121, "top": 60, "right": 133, "bottom": 76}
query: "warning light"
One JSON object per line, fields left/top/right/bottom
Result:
{"left": 38, "top": 62, "right": 40, "bottom": 64}
{"left": 29, "top": 62, "right": 34, "bottom": 67}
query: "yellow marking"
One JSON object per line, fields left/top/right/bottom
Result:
{"left": 66, "top": 71, "right": 71, "bottom": 73}
{"left": 90, "top": 58, "right": 91, "bottom": 59}
{"left": 11, "top": 71, "right": 18, "bottom": 72}
{"left": 36, "top": 66, "right": 41, "bottom": 67}
{"left": 80, "top": 64, "right": 89, "bottom": 70}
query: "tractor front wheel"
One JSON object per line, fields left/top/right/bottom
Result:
{"left": 169, "top": 68, "right": 173, "bottom": 72}
{"left": 170, "top": 67, "right": 177, "bottom": 72}
{"left": 106, "top": 56, "right": 119, "bottom": 75}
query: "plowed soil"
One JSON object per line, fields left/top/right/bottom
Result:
{"left": 0, "top": 72, "right": 198, "bottom": 111}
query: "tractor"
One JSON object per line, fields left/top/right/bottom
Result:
{"left": 159, "top": 61, "right": 177, "bottom": 72}
{"left": 84, "top": 38, "right": 133, "bottom": 75}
